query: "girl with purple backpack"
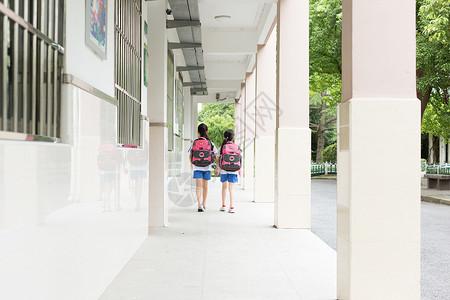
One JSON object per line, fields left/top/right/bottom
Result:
{"left": 189, "top": 123, "right": 219, "bottom": 212}
{"left": 215, "top": 129, "right": 241, "bottom": 213}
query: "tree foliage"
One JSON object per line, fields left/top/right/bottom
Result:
{"left": 309, "top": 0, "right": 341, "bottom": 162}
{"left": 417, "top": 0, "right": 450, "bottom": 139}
{"left": 198, "top": 103, "right": 235, "bottom": 148}
{"left": 322, "top": 143, "right": 337, "bottom": 163}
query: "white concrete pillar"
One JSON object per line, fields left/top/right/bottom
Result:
{"left": 254, "top": 28, "right": 276, "bottom": 203}
{"left": 238, "top": 84, "right": 246, "bottom": 188}
{"left": 182, "top": 87, "right": 192, "bottom": 172}
{"left": 234, "top": 101, "right": 239, "bottom": 143}
{"left": 428, "top": 133, "right": 434, "bottom": 164}
{"left": 235, "top": 100, "right": 242, "bottom": 148}
{"left": 448, "top": 140, "right": 450, "bottom": 164}
{"left": 192, "top": 100, "right": 198, "bottom": 139}
{"left": 439, "top": 136, "right": 446, "bottom": 165}
{"left": 244, "top": 72, "right": 256, "bottom": 190}
{"left": 338, "top": 0, "right": 420, "bottom": 298}
{"left": 147, "top": 0, "right": 168, "bottom": 230}
{"left": 275, "top": 0, "right": 310, "bottom": 228}
{"left": 234, "top": 100, "right": 241, "bottom": 185}
{"left": 240, "top": 84, "right": 246, "bottom": 147}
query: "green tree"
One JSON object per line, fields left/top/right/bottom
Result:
{"left": 417, "top": 0, "right": 450, "bottom": 141}
{"left": 309, "top": 0, "right": 341, "bottom": 162}
{"left": 198, "top": 103, "right": 235, "bottom": 148}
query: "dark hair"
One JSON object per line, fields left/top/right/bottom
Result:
{"left": 198, "top": 123, "right": 210, "bottom": 141}
{"left": 220, "top": 129, "right": 235, "bottom": 154}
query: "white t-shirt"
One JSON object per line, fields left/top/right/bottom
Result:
{"left": 189, "top": 140, "right": 219, "bottom": 171}
{"left": 220, "top": 169, "right": 238, "bottom": 175}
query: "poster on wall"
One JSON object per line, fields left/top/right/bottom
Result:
{"left": 85, "top": 0, "right": 107, "bottom": 59}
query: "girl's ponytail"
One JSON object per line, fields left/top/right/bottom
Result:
{"left": 197, "top": 123, "right": 210, "bottom": 141}
{"left": 220, "top": 129, "right": 235, "bottom": 154}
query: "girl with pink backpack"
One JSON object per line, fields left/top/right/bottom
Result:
{"left": 215, "top": 129, "right": 242, "bottom": 213}
{"left": 189, "top": 123, "right": 219, "bottom": 212}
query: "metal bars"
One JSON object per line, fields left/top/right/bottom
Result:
{"left": 0, "top": 0, "right": 64, "bottom": 138}
{"left": 115, "top": 0, "right": 142, "bottom": 146}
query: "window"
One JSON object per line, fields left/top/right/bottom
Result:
{"left": 0, "top": 1, "right": 64, "bottom": 138}
{"left": 115, "top": 0, "right": 142, "bottom": 146}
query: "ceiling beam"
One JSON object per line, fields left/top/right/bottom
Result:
{"left": 177, "top": 66, "right": 205, "bottom": 72}
{"left": 206, "top": 80, "right": 242, "bottom": 90}
{"left": 183, "top": 82, "right": 206, "bottom": 87}
{"left": 168, "top": 42, "right": 202, "bottom": 50}
{"left": 166, "top": 20, "right": 201, "bottom": 29}
{"left": 191, "top": 88, "right": 208, "bottom": 93}
{"left": 197, "top": 0, "right": 276, "bottom": 3}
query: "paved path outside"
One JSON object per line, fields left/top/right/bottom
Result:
{"left": 101, "top": 181, "right": 336, "bottom": 300}
{"left": 311, "top": 179, "right": 450, "bottom": 300}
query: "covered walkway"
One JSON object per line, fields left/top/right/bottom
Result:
{"left": 101, "top": 182, "right": 336, "bottom": 300}
{"left": 0, "top": 0, "right": 421, "bottom": 298}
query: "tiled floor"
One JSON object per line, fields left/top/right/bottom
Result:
{"left": 0, "top": 193, "right": 148, "bottom": 300}
{"left": 101, "top": 181, "right": 337, "bottom": 300}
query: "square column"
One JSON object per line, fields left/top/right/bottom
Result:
{"left": 147, "top": 0, "right": 168, "bottom": 230}
{"left": 338, "top": 0, "right": 420, "bottom": 298}
{"left": 237, "top": 84, "right": 246, "bottom": 188}
{"left": 235, "top": 100, "right": 241, "bottom": 147}
{"left": 428, "top": 133, "right": 434, "bottom": 164}
{"left": 448, "top": 140, "right": 450, "bottom": 164}
{"left": 439, "top": 136, "right": 446, "bottom": 165}
{"left": 240, "top": 84, "right": 245, "bottom": 147}
{"left": 254, "top": 28, "right": 277, "bottom": 203}
{"left": 182, "top": 87, "right": 193, "bottom": 172}
{"left": 234, "top": 100, "right": 242, "bottom": 185}
{"left": 244, "top": 72, "right": 256, "bottom": 190}
{"left": 275, "top": 0, "right": 310, "bottom": 228}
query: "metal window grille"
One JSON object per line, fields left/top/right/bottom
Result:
{"left": 115, "top": 0, "right": 142, "bottom": 146}
{"left": 0, "top": 0, "right": 64, "bottom": 138}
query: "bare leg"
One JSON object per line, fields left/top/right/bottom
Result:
{"left": 202, "top": 179, "right": 208, "bottom": 206}
{"left": 196, "top": 179, "right": 202, "bottom": 206}
{"left": 222, "top": 182, "right": 228, "bottom": 206}
{"left": 228, "top": 182, "right": 235, "bottom": 208}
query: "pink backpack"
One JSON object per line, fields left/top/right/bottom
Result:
{"left": 219, "top": 142, "right": 242, "bottom": 171}
{"left": 191, "top": 137, "right": 213, "bottom": 167}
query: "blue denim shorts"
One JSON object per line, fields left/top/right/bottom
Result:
{"left": 193, "top": 170, "right": 211, "bottom": 180}
{"left": 220, "top": 173, "right": 238, "bottom": 183}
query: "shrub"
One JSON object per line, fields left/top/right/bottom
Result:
{"left": 322, "top": 143, "right": 337, "bottom": 163}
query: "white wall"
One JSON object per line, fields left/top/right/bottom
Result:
{"left": 0, "top": 1, "right": 151, "bottom": 298}
{"left": 0, "top": 85, "right": 149, "bottom": 299}
{"left": 65, "top": 0, "right": 115, "bottom": 97}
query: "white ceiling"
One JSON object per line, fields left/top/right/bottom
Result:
{"left": 198, "top": 2, "right": 263, "bottom": 29}
{"left": 195, "top": 0, "right": 277, "bottom": 100}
